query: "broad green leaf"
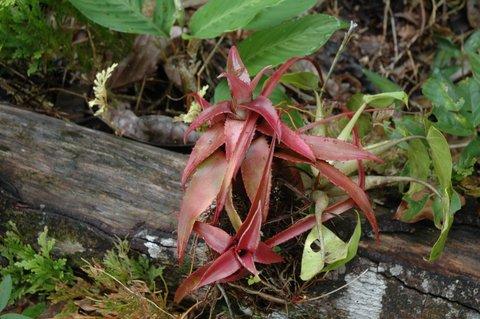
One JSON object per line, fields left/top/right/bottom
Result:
{"left": 406, "top": 139, "right": 430, "bottom": 195}
{"left": 322, "top": 213, "right": 361, "bottom": 272}
{"left": 245, "top": 0, "right": 317, "bottom": 30}
{"left": 188, "top": 0, "right": 277, "bottom": 39}
{"left": 454, "top": 137, "right": 480, "bottom": 180}
{"left": 422, "top": 73, "right": 464, "bottom": 112}
{"left": 301, "top": 225, "right": 347, "bottom": 281}
{"left": 68, "top": 0, "right": 175, "bottom": 36}
{"left": 363, "top": 69, "right": 402, "bottom": 92}
{"left": 433, "top": 36, "right": 461, "bottom": 71}
{"left": 239, "top": 14, "right": 348, "bottom": 74}
{"left": 338, "top": 91, "right": 407, "bottom": 140}
{"left": 22, "top": 302, "right": 46, "bottom": 318}
{"left": 399, "top": 194, "right": 429, "bottom": 222}
{"left": 280, "top": 72, "right": 319, "bottom": 90}
{"left": 426, "top": 126, "right": 452, "bottom": 192}
{"left": 456, "top": 77, "right": 480, "bottom": 127}
{"left": 0, "top": 314, "right": 32, "bottom": 319}
{"left": 362, "top": 91, "right": 408, "bottom": 107}
{"left": 0, "top": 275, "right": 12, "bottom": 312}
{"left": 431, "top": 105, "right": 474, "bottom": 136}
{"left": 465, "top": 29, "right": 480, "bottom": 53}
{"left": 301, "top": 213, "right": 361, "bottom": 280}
{"left": 468, "top": 52, "right": 480, "bottom": 81}
{"left": 429, "top": 190, "right": 461, "bottom": 261}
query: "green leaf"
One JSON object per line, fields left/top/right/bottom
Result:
{"left": 362, "top": 91, "right": 408, "bottom": 107}
{"left": 300, "top": 213, "right": 361, "bottom": 280}
{"left": 0, "top": 314, "right": 32, "bottom": 319}
{"left": 68, "top": 0, "right": 175, "bottom": 36}
{"left": 22, "top": 303, "right": 46, "bottom": 318}
{"left": 456, "top": 77, "right": 480, "bottom": 127}
{"left": 468, "top": 52, "right": 480, "bottom": 81}
{"left": 280, "top": 72, "right": 319, "bottom": 90}
{"left": 245, "top": 0, "right": 317, "bottom": 30}
{"left": 239, "top": 14, "right": 348, "bottom": 74}
{"left": 188, "top": 0, "right": 277, "bottom": 39}
{"left": 465, "top": 29, "right": 480, "bottom": 53}
{"left": 322, "top": 213, "right": 361, "bottom": 272}
{"left": 426, "top": 126, "right": 452, "bottom": 192}
{"left": 423, "top": 72, "right": 464, "bottom": 112}
{"left": 363, "top": 69, "right": 402, "bottom": 92}
{"left": 454, "top": 137, "right": 480, "bottom": 180}
{"left": 406, "top": 139, "right": 430, "bottom": 195}
{"left": 429, "top": 190, "right": 461, "bottom": 261}
{"left": 399, "top": 194, "right": 429, "bottom": 222}
{"left": 0, "top": 275, "right": 12, "bottom": 312}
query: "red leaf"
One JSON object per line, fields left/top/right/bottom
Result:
{"left": 182, "top": 124, "right": 225, "bottom": 185}
{"left": 280, "top": 123, "right": 315, "bottom": 161}
{"left": 184, "top": 101, "right": 232, "bottom": 142}
{"left": 237, "top": 252, "right": 258, "bottom": 275}
{"left": 197, "top": 248, "right": 242, "bottom": 287}
{"left": 193, "top": 222, "right": 233, "bottom": 254}
{"left": 261, "top": 57, "right": 300, "bottom": 98}
{"left": 224, "top": 119, "right": 244, "bottom": 161}
{"left": 236, "top": 204, "right": 263, "bottom": 252}
{"left": 301, "top": 135, "right": 382, "bottom": 162}
{"left": 241, "top": 96, "right": 282, "bottom": 139}
{"left": 265, "top": 199, "right": 355, "bottom": 247}
{"left": 226, "top": 73, "right": 252, "bottom": 104}
{"left": 241, "top": 137, "right": 270, "bottom": 203}
{"left": 174, "top": 248, "right": 241, "bottom": 303}
{"left": 250, "top": 65, "right": 271, "bottom": 91}
{"left": 315, "top": 161, "right": 379, "bottom": 238}
{"left": 174, "top": 262, "right": 210, "bottom": 303}
{"left": 177, "top": 151, "right": 227, "bottom": 263}
{"left": 191, "top": 92, "right": 211, "bottom": 110}
{"left": 254, "top": 242, "right": 283, "bottom": 264}
{"left": 214, "top": 114, "right": 258, "bottom": 222}
{"left": 227, "top": 46, "right": 250, "bottom": 84}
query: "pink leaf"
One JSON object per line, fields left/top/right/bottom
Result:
{"left": 191, "top": 92, "right": 211, "bottom": 110}
{"left": 182, "top": 124, "right": 225, "bottom": 185}
{"left": 224, "top": 119, "right": 245, "bottom": 161}
{"left": 261, "top": 57, "right": 300, "bottom": 98}
{"left": 236, "top": 205, "right": 263, "bottom": 252}
{"left": 265, "top": 199, "right": 355, "bottom": 247}
{"left": 237, "top": 252, "right": 258, "bottom": 275}
{"left": 177, "top": 151, "right": 227, "bottom": 263}
{"left": 174, "top": 248, "right": 241, "bottom": 303}
{"left": 214, "top": 113, "right": 258, "bottom": 222}
{"left": 184, "top": 101, "right": 232, "bottom": 142}
{"left": 241, "top": 96, "right": 282, "bottom": 139}
{"left": 250, "top": 65, "right": 271, "bottom": 91}
{"left": 280, "top": 123, "right": 315, "bottom": 161}
{"left": 174, "top": 262, "right": 210, "bottom": 303}
{"left": 241, "top": 137, "right": 270, "bottom": 203}
{"left": 301, "top": 135, "right": 383, "bottom": 162}
{"left": 227, "top": 46, "right": 250, "bottom": 84}
{"left": 254, "top": 242, "right": 283, "bottom": 264}
{"left": 193, "top": 222, "right": 233, "bottom": 254}
{"left": 197, "top": 248, "right": 242, "bottom": 287}
{"left": 315, "top": 161, "right": 379, "bottom": 237}
{"left": 226, "top": 73, "right": 252, "bottom": 104}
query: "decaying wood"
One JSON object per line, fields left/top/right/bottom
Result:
{"left": 0, "top": 104, "right": 479, "bottom": 318}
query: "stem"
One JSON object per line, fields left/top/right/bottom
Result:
{"left": 326, "top": 175, "right": 442, "bottom": 198}
{"left": 319, "top": 21, "right": 358, "bottom": 99}
{"left": 312, "top": 191, "right": 328, "bottom": 261}
{"left": 337, "top": 102, "right": 367, "bottom": 141}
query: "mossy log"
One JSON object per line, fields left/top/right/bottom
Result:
{"left": 0, "top": 104, "right": 478, "bottom": 318}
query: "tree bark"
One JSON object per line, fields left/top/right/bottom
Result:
{"left": 0, "top": 104, "right": 478, "bottom": 318}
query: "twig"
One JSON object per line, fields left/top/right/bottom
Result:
{"left": 319, "top": 20, "right": 357, "bottom": 99}
{"left": 227, "top": 283, "right": 287, "bottom": 304}
{"left": 196, "top": 35, "right": 225, "bottom": 88}
{"left": 216, "top": 284, "right": 234, "bottom": 319}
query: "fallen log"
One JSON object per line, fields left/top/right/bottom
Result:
{"left": 0, "top": 104, "right": 478, "bottom": 318}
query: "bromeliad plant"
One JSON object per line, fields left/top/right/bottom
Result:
{"left": 174, "top": 47, "right": 383, "bottom": 302}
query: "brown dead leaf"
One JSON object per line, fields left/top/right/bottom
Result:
{"left": 110, "top": 35, "right": 168, "bottom": 88}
